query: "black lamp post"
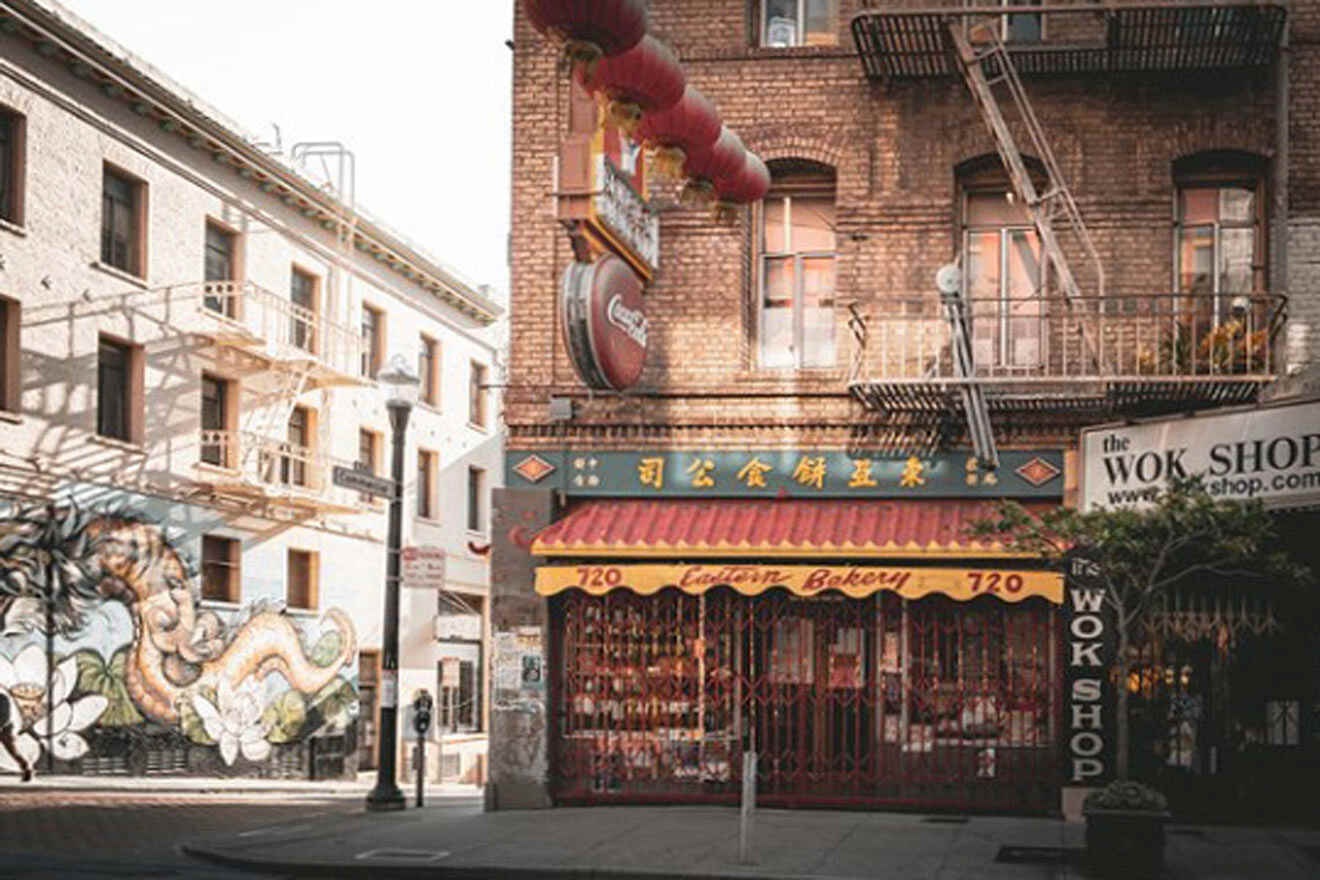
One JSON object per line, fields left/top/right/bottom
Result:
{"left": 366, "top": 354, "right": 419, "bottom": 812}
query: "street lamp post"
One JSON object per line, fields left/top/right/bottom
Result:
{"left": 366, "top": 354, "right": 420, "bottom": 812}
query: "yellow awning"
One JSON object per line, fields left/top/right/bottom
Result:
{"left": 536, "top": 563, "right": 1062, "bottom": 604}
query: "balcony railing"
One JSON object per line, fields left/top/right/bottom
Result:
{"left": 172, "top": 280, "right": 364, "bottom": 385}
{"left": 195, "top": 429, "right": 367, "bottom": 514}
{"left": 848, "top": 291, "right": 1285, "bottom": 415}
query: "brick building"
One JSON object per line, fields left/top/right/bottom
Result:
{"left": 493, "top": 1, "right": 1317, "bottom": 818}
{"left": 0, "top": 0, "right": 502, "bottom": 784}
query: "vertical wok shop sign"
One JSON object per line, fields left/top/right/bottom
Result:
{"left": 1063, "top": 548, "right": 1117, "bottom": 786}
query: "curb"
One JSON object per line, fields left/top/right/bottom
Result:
{"left": 180, "top": 844, "right": 810, "bottom": 880}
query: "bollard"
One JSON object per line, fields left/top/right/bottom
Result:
{"left": 739, "top": 751, "right": 756, "bottom": 865}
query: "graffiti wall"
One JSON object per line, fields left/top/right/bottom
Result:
{"left": 0, "top": 495, "right": 360, "bottom": 778}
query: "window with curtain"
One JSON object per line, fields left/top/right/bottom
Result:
{"left": 759, "top": 167, "right": 836, "bottom": 369}
{"left": 761, "top": 0, "right": 837, "bottom": 47}
{"left": 962, "top": 190, "right": 1045, "bottom": 371}
{"left": 1175, "top": 182, "right": 1263, "bottom": 321}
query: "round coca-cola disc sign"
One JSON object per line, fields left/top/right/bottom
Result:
{"left": 560, "top": 253, "right": 647, "bottom": 390}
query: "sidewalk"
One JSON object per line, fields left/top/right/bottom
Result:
{"left": 0, "top": 771, "right": 479, "bottom": 799}
{"left": 182, "top": 799, "right": 1320, "bottom": 879}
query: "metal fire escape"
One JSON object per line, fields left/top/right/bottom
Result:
{"left": 931, "top": 16, "right": 1109, "bottom": 471}
{"left": 848, "top": 4, "right": 1289, "bottom": 446}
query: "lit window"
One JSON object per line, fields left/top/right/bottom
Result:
{"left": 759, "top": 164, "right": 836, "bottom": 369}
{"left": 762, "top": 0, "right": 837, "bottom": 47}
{"left": 101, "top": 166, "right": 145, "bottom": 277}
{"left": 201, "top": 535, "right": 240, "bottom": 603}
{"left": 1266, "top": 700, "right": 1299, "bottom": 746}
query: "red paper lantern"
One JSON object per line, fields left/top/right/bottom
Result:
{"left": 578, "top": 35, "right": 685, "bottom": 131}
{"left": 635, "top": 86, "right": 721, "bottom": 178}
{"left": 683, "top": 127, "right": 745, "bottom": 186}
{"left": 523, "top": 0, "right": 647, "bottom": 63}
{"left": 715, "top": 152, "right": 770, "bottom": 204}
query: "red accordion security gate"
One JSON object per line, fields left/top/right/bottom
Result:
{"left": 551, "top": 586, "right": 1060, "bottom": 812}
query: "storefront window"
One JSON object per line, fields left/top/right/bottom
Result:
{"left": 552, "top": 588, "right": 1058, "bottom": 808}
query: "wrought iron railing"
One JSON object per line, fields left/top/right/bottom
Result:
{"left": 848, "top": 291, "right": 1285, "bottom": 385}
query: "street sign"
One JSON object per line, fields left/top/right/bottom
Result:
{"left": 331, "top": 465, "right": 395, "bottom": 498}
{"left": 402, "top": 546, "right": 447, "bottom": 590}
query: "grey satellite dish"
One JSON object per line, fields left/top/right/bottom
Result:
{"left": 935, "top": 263, "right": 961, "bottom": 294}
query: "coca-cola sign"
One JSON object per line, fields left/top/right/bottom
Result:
{"left": 561, "top": 254, "right": 647, "bottom": 390}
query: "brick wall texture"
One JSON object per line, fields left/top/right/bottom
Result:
{"left": 508, "top": 0, "right": 1318, "bottom": 454}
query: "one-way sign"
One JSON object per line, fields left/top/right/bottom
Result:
{"left": 332, "top": 465, "right": 396, "bottom": 498}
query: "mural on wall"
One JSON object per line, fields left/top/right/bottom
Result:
{"left": 0, "top": 502, "right": 359, "bottom": 776}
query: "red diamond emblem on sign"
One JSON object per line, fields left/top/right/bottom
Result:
{"left": 513, "top": 454, "right": 556, "bottom": 484}
{"left": 1015, "top": 456, "right": 1061, "bottom": 487}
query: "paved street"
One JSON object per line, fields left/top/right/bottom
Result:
{"left": 0, "top": 787, "right": 366, "bottom": 879}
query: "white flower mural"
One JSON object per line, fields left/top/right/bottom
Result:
{"left": 0, "top": 644, "right": 108, "bottom": 768}
{"left": 191, "top": 678, "right": 274, "bottom": 766}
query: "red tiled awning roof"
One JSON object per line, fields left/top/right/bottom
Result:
{"left": 532, "top": 499, "right": 1053, "bottom": 558}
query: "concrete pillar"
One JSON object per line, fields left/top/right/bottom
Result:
{"left": 485, "top": 487, "right": 557, "bottom": 810}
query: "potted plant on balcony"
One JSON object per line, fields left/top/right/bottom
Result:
{"left": 1138, "top": 315, "right": 1269, "bottom": 376}
{"left": 1081, "top": 779, "right": 1171, "bottom": 879}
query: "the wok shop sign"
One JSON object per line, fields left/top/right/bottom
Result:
{"left": 1063, "top": 550, "right": 1117, "bottom": 785}
{"left": 1081, "top": 398, "right": 1320, "bottom": 511}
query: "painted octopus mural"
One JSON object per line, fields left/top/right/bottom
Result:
{"left": 0, "top": 503, "right": 359, "bottom": 776}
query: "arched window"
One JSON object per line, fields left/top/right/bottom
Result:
{"left": 1173, "top": 151, "right": 1268, "bottom": 323}
{"left": 758, "top": 159, "right": 836, "bottom": 369}
{"left": 957, "top": 156, "right": 1048, "bottom": 372}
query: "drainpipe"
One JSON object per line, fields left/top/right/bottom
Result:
{"left": 1273, "top": 13, "right": 1289, "bottom": 372}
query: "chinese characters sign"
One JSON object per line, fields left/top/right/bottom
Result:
{"left": 534, "top": 563, "right": 1063, "bottom": 604}
{"left": 507, "top": 449, "right": 1064, "bottom": 498}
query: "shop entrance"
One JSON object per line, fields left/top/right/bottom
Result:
{"left": 551, "top": 586, "right": 1059, "bottom": 812}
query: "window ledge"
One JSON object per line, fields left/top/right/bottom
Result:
{"left": 0, "top": 218, "right": 27, "bottom": 238}
{"left": 415, "top": 515, "right": 442, "bottom": 526}
{"left": 90, "top": 261, "right": 149, "bottom": 289}
{"left": 88, "top": 433, "right": 147, "bottom": 455}
{"left": 465, "top": 529, "right": 489, "bottom": 542}
{"left": 416, "top": 401, "right": 442, "bottom": 417}
{"left": 467, "top": 422, "right": 489, "bottom": 434}
{"left": 0, "top": 409, "right": 21, "bottom": 425}
{"left": 194, "top": 461, "right": 242, "bottom": 478}
{"left": 284, "top": 605, "right": 320, "bottom": 617}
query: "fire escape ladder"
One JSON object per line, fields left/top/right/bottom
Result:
{"left": 946, "top": 20, "right": 1110, "bottom": 374}
{"left": 941, "top": 279, "right": 998, "bottom": 472}
{"left": 238, "top": 361, "right": 314, "bottom": 476}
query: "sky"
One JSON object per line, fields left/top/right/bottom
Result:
{"left": 57, "top": 1, "right": 515, "bottom": 302}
